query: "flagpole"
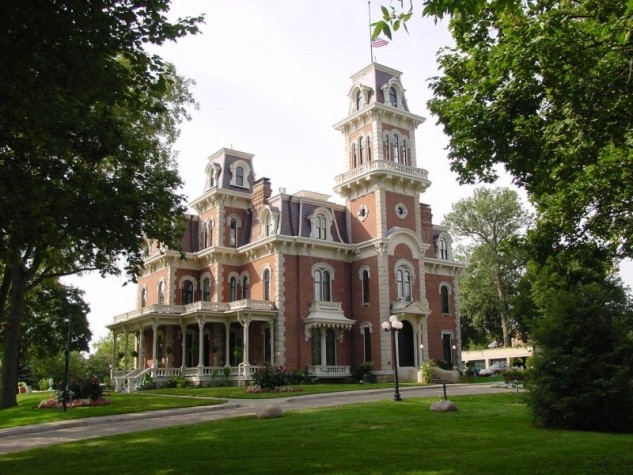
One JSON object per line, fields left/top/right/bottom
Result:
{"left": 368, "top": 1, "right": 373, "bottom": 63}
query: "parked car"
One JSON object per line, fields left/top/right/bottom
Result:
{"left": 478, "top": 362, "right": 514, "bottom": 376}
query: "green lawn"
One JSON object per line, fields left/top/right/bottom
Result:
{"left": 0, "top": 391, "right": 223, "bottom": 428}
{"left": 1, "top": 393, "right": 631, "bottom": 474}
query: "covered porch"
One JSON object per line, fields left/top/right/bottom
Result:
{"left": 108, "top": 299, "right": 277, "bottom": 391}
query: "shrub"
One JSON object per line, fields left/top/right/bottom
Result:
{"left": 251, "top": 363, "right": 291, "bottom": 390}
{"left": 288, "top": 368, "right": 312, "bottom": 385}
{"left": 38, "top": 378, "right": 51, "bottom": 391}
{"left": 166, "top": 375, "right": 192, "bottom": 388}
{"left": 503, "top": 369, "right": 525, "bottom": 384}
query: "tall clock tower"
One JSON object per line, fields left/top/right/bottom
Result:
{"left": 334, "top": 62, "right": 437, "bottom": 374}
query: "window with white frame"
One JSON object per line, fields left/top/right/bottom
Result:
{"left": 308, "top": 208, "right": 333, "bottom": 241}
{"left": 356, "top": 90, "right": 362, "bottom": 110}
{"left": 438, "top": 238, "right": 449, "bottom": 260}
{"left": 360, "top": 267, "right": 370, "bottom": 304}
{"left": 359, "top": 137, "right": 365, "bottom": 164}
{"left": 384, "top": 135, "right": 390, "bottom": 160}
{"left": 229, "top": 160, "right": 252, "bottom": 188}
{"left": 314, "top": 267, "right": 332, "bottom": 302}
{"left": 396, "top": 265, "right": 413, "bottom": 302}
{"left": 366, "top": 136, "right": 372, "bottom": 161}
{"left": 242, "top": 275, "right": 249, "bottom": 299}
{"left": 440, "top": 284, "right": 450, "bottom": 314}
{"left": 202, "top": 277, "right": 211, "bottom": 301}
{"left": 227, "top": 216, "right": 241, "bottom": 247}
{"left": 389, "top": 87, "right": 397, "bottom": 107}
{"left": 181, "top": 280, "right": 194, "bottom": 305}
{"left": 158, "top": 281, "right": 165, "bottom": 305}
{"left": 393, "top": 134, "right": 400, "bottom": 163}
{"left": 351, "top": 143, "right": 357, "bottom": 168}
{"left": 262, "top": 268, "right": 271, "bottom": 300}
{"left": 229, "top": 276, "right": 237, "bottom": 301}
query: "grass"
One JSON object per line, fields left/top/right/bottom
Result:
{"left": 1, "top": 393, "right": 632, "bottom": 474}
{"left": 0, "top": 391, "right": 223, "bottom": 429}
{"left": 0, "top": 383, "right": 401, "bottom": 428}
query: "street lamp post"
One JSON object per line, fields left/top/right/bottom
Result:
{"left": 452, "top": 344, "right": 457, "bottom": 368}
{"left": 382, "top": 315, "right": 403, "bottom": 402}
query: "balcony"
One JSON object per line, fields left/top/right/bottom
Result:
{"left": 309, "top": 365, "right": 351, "bottom": 378}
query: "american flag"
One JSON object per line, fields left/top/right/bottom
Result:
{"left": 371, "top": 37, "right": 389, "bottom": 48}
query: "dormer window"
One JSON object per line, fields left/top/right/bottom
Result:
{"left": 236, "top": 166, "right": 244, "bottom": 186}
{"left": 389, "top": 87, "right": 397, "bottom": 107}
{"left": 229, "top": 160, "right": 252, "bottom": 188}
{"left": 356, "top": 90, "right": 362, "bottom": 110}
{"left": 308, "top": 208, "right": 334, "bottom": 241}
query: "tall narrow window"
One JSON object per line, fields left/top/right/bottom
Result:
{"left": 441, "top": 285, "right": 450, "bottom": 314}
{"left": 242, "top": 276, "right": 249, "bottom": 299}
{"left": 325, "top": 329, "right": 336, "bottom": 365}
{"left": 361, "top": 269, "right": 370, "bottom": 304}
{"left": 439, "top": 239, "right": 449, "bottom": 259}
{"left": 314, "top": 269, "right": 332, "bottom": 301}
{"left": 230, "top": 218, "right": 237, "bottom": 247}
{"left": 359, "top": 137, "right": 365, "bottom": 164}
{"left": 356, "top": 90, "right": 362, "bottom": 110}
{"left": 363, "top": 327, "right": 372, "bottom": 362}
{"left": 236, "top": 166, "right": 244, "bottom": 186}
{"left": 202, "top": 278, "right": 211, "bottom": 301}
{"left": 317, "top": 215, "right": 326, "bottom": 240}
{"left": 158, "top": 281, "right": 164, "bottom": 305}
{"left": 182, "top": 281, "right": 194, "bottom": 305}
{"left": 229, "top": 277, "right": 237, "bottom": 301}
{"left": 140, "top": 288, "right": 147, "bottom": 308}
{"left": 393, "top": 135, "right": 400, "bottom": 163}
{"left": 389, "top": 87, "right": 397, "bottom": 107}
{"left": 367, "top": 137, "right": 372, "bottom": 161}
{"left": 396, "top": 267, "right": 412, "bottom": 302}
{"left": 263, "top": 269, "right": 271, "bottom": 300}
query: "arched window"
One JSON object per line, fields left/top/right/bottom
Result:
{"left": 158, "top": 281, "right": 164, "bottom": 305}
{"left": 396, "top": 266, "right": 412, "bottom": 302}
{"left": 236, "top": 166, "right": 244, "bottom": 187}
{"left": 230, "top": 218, "right": 237, "bottom": 247}
{"left": 263, "top": 269, "right": 271, "bottom": 300}
{"left": 229, "top": 277, "right": 237, "bottom": 302}
{"left": 439, "top": 238, "right": 449, "bottom": 259}
{"left": 317, "top": 215, "right": 327, "bottom": 240}
{"left": 356, "top": 90, "right": 362, "bottom": 110}
{"left": 361, "top": 269, "right": 370, "bottom": 304}
{"left": 441, "top": 285, "right": 450, "bottom": 314}
{"left": 359, "top": 137, "right": 365, "bottom": 164}
{"left": 202, "top": 278, "right": 211, "bottom": 301}
{"left": 182, "top": 281, "right": 194, "bottom": 305}
{"left": 367, "top": 137, "right": 372, "bottom": 161}
{"left": 314, "top": 268, "right": 332, "bottom": 302}
{"left": 362, "top": 326, "right": 372, "bottom": 362}
{"left": 242, "top": 276, "right": 249, "bottom": 299}
{"left": 393, "top": 135, "right": 400, "bottom": 163}
{"left": 140, "top": 287, "right": 147, "bottom": 308}
{"left": 389, "top": 87, "right": 397, "bottom": 107}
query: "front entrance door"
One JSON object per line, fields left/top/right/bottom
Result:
{"left": 398, "top": 320, "right": 415, "bottom": 366}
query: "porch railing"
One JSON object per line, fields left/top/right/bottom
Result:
{"left": 308, "top": 365, "right": 351, "bottom": 377}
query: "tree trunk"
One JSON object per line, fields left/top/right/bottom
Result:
{"left": 0, "top": 266, "right": 28, "bottom": 409}
{"left": 494, "top": 270, "right": 512, "bottom": 347}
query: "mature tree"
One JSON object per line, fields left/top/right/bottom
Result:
{"left": 527, "top": 249, "right": 633, "bottom": 432}
{"left": 0, "top": 1, "right": 202, "bottom": 408}
{"left": 444, "top": 187, "right": 529, "bottom": 347}
{"left": 376, "top": 0, "right": 633, "bottom": 259}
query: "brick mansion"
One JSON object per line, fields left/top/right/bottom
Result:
{"left": 108, "top": 62, "right": 463, "bottom": 388}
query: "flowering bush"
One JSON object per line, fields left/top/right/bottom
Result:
{"left": 38, "top": 393, "right": 111, "bottom": 409}
{"left": 251, "top": 363, "right": 291, "bottom": 390}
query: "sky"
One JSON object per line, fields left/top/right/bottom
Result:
{"left": 64, "top": 0, "right": 633, "bottom": 347}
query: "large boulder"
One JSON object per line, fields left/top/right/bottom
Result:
{"left": 256, "top": 404, "right": 283, "bottom": 419}
{"left": 430, "top": 400, "right": 458, "bottom": 412}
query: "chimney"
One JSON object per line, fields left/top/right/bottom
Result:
{"left": 252, "top": 177, "right": 272, "bottom": 208}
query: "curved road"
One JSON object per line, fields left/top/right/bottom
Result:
{"left": 0, "top": 384, "right": 518, "bottom": 455}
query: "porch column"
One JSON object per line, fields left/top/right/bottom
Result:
{"left": 111, "top": 331, "right": 118, "bottom": 376}
{"left": 123, "top": 330, "right": 129, "bottom": 373}
{"left": 197, "top": 318, "right": 205, "bottom": 371}
{"left": 269, "top": 320, "right": 275, "bottom": 365}
{"left": 241, "top": 318, "right": 250, "bottom": 365}
{"left": 138, "top": 324, "right": 145, "bottom": 369}
{"left": 224, "top": 322, "right": 230, "bottom": 367}
{"left": 133, "top": 332, "right": 139, "bottom": 369}
{"left": 152, "top": 320, "right": 159, "bottom": 370}
{"left": 320, "top": 328, "right": 326, "bottom": 366}
{"left": 180, "top": 324, "right": 187, "bottom": 370}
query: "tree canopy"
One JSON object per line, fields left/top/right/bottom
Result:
{"left": 0, "top": 1, "right": 202, "bottom": 408}
{"left": 444, "top": 187, "right": 530, "bottom": 347}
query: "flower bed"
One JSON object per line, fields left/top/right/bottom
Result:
{"left": 38, "top": 396, "right": 112, "bottom": 409}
